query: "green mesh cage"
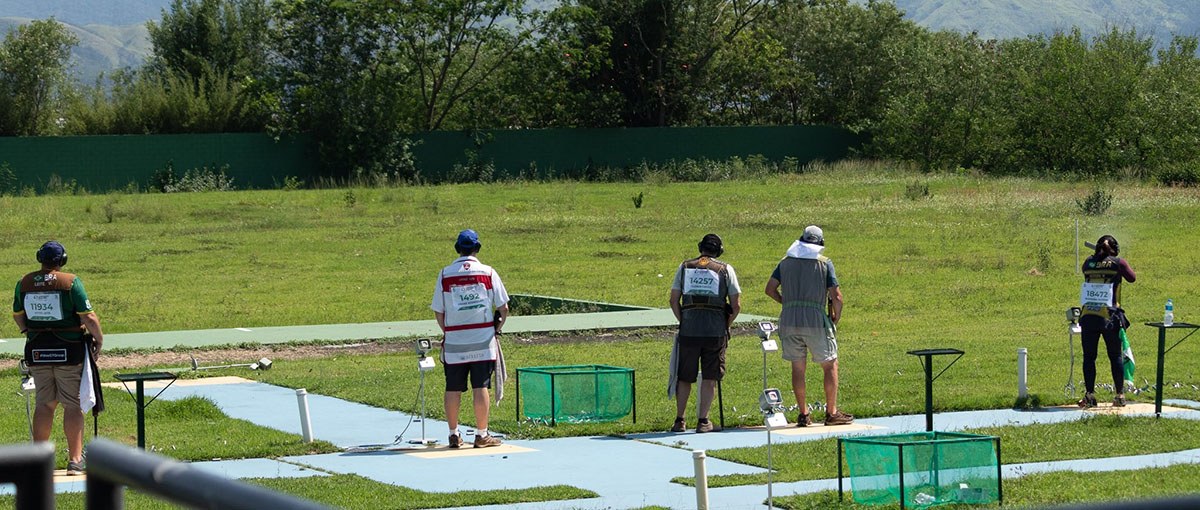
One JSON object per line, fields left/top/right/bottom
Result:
{"left": 516, "top": 365, "right": 635, "bottom": 424}
{"left": 843, "top": 432, "right": 1000, "bottom": 508}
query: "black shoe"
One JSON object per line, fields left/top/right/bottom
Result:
{"left": 448, "top": 434, "right": 462, "bottom": 448}
{"left": 796, "top": 413, "right": 813, "bottom": 427}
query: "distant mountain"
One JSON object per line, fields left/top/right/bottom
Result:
{"left": 887, "top": 0, "right": 1200, "bottom": 42}
{"left": 0, "top": 0, "right": 171, "bottom": 26}
{"left": 0, "top": 17, "right": 151, "bottom": 84}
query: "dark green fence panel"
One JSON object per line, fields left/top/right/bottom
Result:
{"left": 410, "top": 125, "right": 863, "bottom": 179}
{"left": 0, "top": 126, "right": 862, "bottom": 192}
{"left": 0, "top": 133, "right": 316, "bottom": 192}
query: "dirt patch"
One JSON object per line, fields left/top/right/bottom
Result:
{"left": 0, "top": 324, "right": 760, "bottom": 371}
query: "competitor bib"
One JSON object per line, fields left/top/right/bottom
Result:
{"left": 451, "top": 283, "right": 488, "bottom": 311}
{"left": 24, "top": 293, "right": 64, "bottom": 321}
{"left": 683, "top": 268, "right": 721, "bottom": 296}
{"left": 1080, "top": 282, "right": 1114, "bottom": 307}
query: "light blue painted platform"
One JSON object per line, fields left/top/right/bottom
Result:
{"left": 54, "top": 378, "right": 1200, "bottom": 509}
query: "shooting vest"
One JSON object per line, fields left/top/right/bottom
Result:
{"left": 437, "top": 257, "right": 500, "bottom": 365}
{"left": 1080, "top": 255, "right": 1123, "bottom": 328}
{"left": 777, "top": 255, "right": 835, "bottom": 332}
{"left": 679, "top": 257, "right": 730, "bottom": 338}
{"left": 19, "top": 270, "right": 87, "bottom": 365}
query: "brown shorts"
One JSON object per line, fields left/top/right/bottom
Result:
{"left": 31, "top": 363, "right": 83, "bottom": 411}
{"left": 677, "top": 335, "right": 727, "bottom": 382}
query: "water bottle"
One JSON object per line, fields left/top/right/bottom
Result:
{"left": 1164, "top": 299, "right": 1174, "bottom": 327}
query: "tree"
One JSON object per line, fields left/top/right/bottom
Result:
{"left": 393, "top": 0, "right": 539, "bottom": 130}
{"left": 270, "top": 0, "right": 416, "bottom": 176}
{"left": 0, "top": 18, "right": 78, "bottom": 136}
{"left": 147, "top": 0, "right": 270, "bottom": 82}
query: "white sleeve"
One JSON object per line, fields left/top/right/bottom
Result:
{"left": 491, "top": 269, "right": 510, "bottom": 307}
{"left": 670, "top": 264, "right": 684, "bottom": 291}
{"left": 430, "top": 271, "right": 444, "bottom": 313}
{"left": 725, "top": 265, "right": 742, "bottom": 296}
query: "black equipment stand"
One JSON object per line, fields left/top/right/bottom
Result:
{"left": 114, "top": 372, "right": 178, "bottom": 449}
{"left": 906, "top": 348, "right": 964, "bottom": 432}
{"left": 1143, "top": 322, "right": 1199, "bottom": 417}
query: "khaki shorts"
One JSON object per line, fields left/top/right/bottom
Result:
{"left": 779, "top": 324, "right": 838, "bottom": 363}
{"left": 31, "top": 363, "right": 83, "bottom": 411}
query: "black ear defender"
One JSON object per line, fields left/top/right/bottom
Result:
{"left": 36, "top": 241, "right": 67, "bottom": 267}
{"left": 698, "top": 233, "right": 724, "bottom": 257}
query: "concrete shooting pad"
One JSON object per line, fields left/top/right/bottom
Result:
{"left": 100, "top": 375, "right": 255, "bottom": 390}
{"left": 343, "top": 443, "right": 537, "bottom": 458}
{"left": 1075, "top": 402, "right": 1190, "bottom": 414}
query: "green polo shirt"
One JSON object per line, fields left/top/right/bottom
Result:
{"left": 13, "top": 272, "right": 93, "bottom": 339}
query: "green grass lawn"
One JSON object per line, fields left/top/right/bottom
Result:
{"left": 672, "top": 415, "right": 1200, "bottom": 487}
{"left": 775, "top": 463, "right": 1200, "bottom": 509}
{"left": 4, "top": 168, "right": 1200, "bottom": 417}
{"left": 0, "top": 475, "right": 596, "bottom": 510}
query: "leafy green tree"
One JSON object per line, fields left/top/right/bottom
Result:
{"left": 766, "top": 0, "right": 923, "bottom": 130}
{"left": 147, "top": 0, "right": 270, "bottom": 82}
{"left": 270, "top": 0, "right": 416, "bottom": 176}
{"left": 0, "top": 18, "right": 78, "bottom": 136}
{"left": 392, "top": 0, "right": 539, "bottom": 130}
{"left": 1005, "top": 28, "right": 1154, "bottom": 175}
{"left": 870, "top": 31, "right": 1012, "bottom": 170}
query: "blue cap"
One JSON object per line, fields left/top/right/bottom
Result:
{"left": 36, "top": 241, "right": 66, "bottom": 265}
{"left": 455, "top": 229, "right": 481, "bottom": 251}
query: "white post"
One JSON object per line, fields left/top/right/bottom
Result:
{"left": 296, "top": 388, "right": 314, "bottom": 443}
{"left": 693, "top": 450, "right": 709, "bottom": 510}
{"left": 1017, "top": 348, "right": 1028, "bottom": 399}
{"left": 1080, "top": 219, "right": 1089, "bottom": 272}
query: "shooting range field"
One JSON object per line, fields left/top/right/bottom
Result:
{"left": 3, "top": 164, "right": 1200, "bottom": 509}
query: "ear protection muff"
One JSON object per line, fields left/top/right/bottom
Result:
{"left": 36, "top": 245, "right": 67, "bottom": 267}
{"left": 698, "top": 234, "right": 723, "bottom": 257}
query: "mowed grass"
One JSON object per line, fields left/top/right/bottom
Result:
{"left": 0, "top": 372, "right": 340, "bottom": 467}
{"left": 775, "top": 463, "right": 1200, "bottom": 509}
{"left": 672, "top": 415, "right": 1200, "bottom": 487}
{"left": 0, "top": 475, "right": 597, "bottom": 510}
{"left": 3, "top": 166, "right": 1200, "bottom": 426}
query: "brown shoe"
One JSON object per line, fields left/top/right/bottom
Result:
{"left": 1113, "top": 395, "right": 1127, "bottom": 407}
{"left": 670, "top": 417, "right": 686, "bottom": 433}
{"left": 474, "top": 434, "right": 502, "bottom": 448}
{"left": 824, "top": 411, "right": 854, "bottom": 426}
{"left": 448, "top": 434, "right": 462, "bottom": 449}
{"left": 796, "top": 413, "right": 813, "bottom": 427}
{"left": 696, "top": 420, "right": 720, "bottom": 433}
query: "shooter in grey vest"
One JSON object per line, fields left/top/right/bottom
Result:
{"left": 668, "top": 234, "right": 741, "bottom": 433}
{"left": 765, "top": 226, "right": 853, "bottom": 426}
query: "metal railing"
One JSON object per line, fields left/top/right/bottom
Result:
{"left": 84, "top": 439, "right": 331, "bottom": 510}
{"left": 0, "top": 443, "right": 54, "bottom": 510}
{"left": 0, "top": 439, "right": 330, "bottom": 510}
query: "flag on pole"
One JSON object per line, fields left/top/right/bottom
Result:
{"left": 1120, "top": 328, "right": 1135, "bottom": 390}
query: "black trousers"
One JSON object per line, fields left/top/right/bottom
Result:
{"left": 1080, "top": 327, "right": 1124, "bottom": 394}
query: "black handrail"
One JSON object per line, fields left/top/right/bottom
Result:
{"left": 84, "top": 439, "right": 331, "bottom": 510}
{"left": 0, "top": 442, "right": 54, "bottom": 510}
